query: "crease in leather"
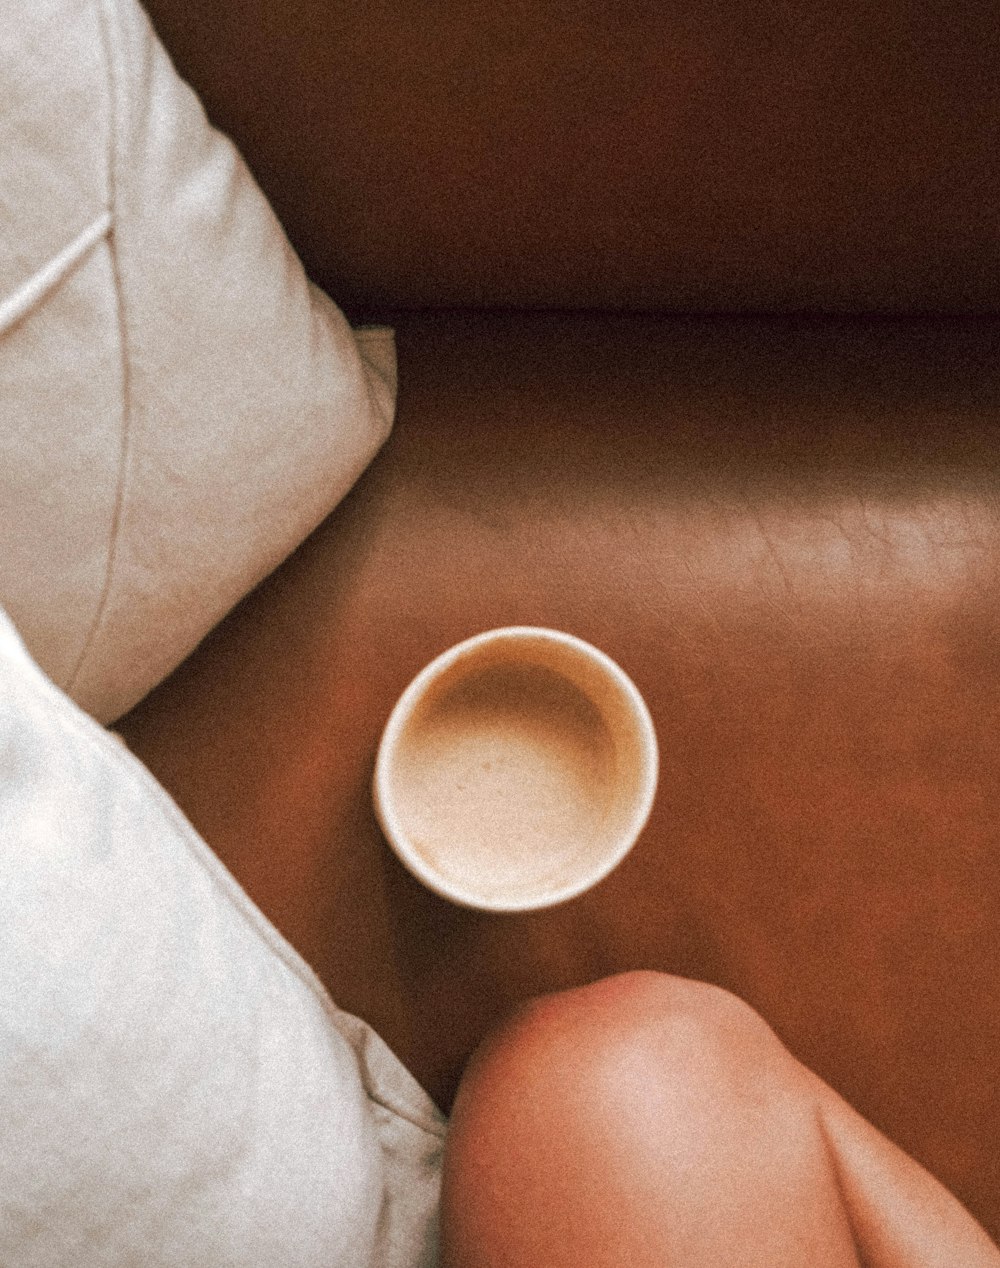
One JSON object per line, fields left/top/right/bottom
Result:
{"left": 0, "top": 211, "right": 112, "bottom": 339}
{"left": 65, "top": 0, "right": 131, "bottom": 698}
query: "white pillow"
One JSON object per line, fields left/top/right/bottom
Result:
{"left": 0, "top": 0, "right": 396, "bottom": 724}
{"left": 0, "top": 604, "right": 444, "bottom": 1266}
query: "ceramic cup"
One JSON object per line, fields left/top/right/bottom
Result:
{"left": 373, "top": 626, "right": 658, "bottom": 912}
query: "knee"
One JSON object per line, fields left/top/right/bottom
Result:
{"left": 447, "top": 971, "right": 804, "bottom": 1176}
{"left": 456, "top": 971, "right": 795, "bottom": 1120}
{"left": 442, "top": 974, "right": 809, "bottom": 1264}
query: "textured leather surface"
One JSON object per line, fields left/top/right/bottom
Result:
{"left": 119, "top": 311, "right": 1000, "bottom": 1238}
{"left": 141, "top": 0, "right": 1000, "bottom": 314}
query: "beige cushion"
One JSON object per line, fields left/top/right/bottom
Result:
{"left": 0, "top": 604, "right": 444, "bottom": 1266}
{"left": 0, "top": 0, "right": 395, "bottom": 723}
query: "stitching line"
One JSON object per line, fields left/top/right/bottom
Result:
{"left": 66, "top": 0, "right": 132, "bottom": 702}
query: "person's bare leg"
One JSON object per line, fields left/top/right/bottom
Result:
{"left": 811, "top": 1076, "right": 1000, "bottom": 1267}
{"left": 440, "top": 971, "right": 999, "bottom": 1268}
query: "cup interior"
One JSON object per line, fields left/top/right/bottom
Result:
{"left": 374, "top": 628, "right": 657, "bottom": 911}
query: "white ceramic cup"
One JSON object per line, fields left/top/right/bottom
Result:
{"left": 373, "top": 626, "right": 658, "bottom": 912}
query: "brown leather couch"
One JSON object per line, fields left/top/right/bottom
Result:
{"left": 118, "top": 0, "right": 1000, "bottom": 1240}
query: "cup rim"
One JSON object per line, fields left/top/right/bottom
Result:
{"left": 373, "top": 625, "right": 659, "bottom": 912}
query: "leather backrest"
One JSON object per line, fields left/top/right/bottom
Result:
{"left": 145, "top": 0, "right": 1000, "bottom": 312}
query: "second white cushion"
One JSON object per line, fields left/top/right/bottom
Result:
{"left": 0, "top": 605, "right": 444, "bottom": 1266}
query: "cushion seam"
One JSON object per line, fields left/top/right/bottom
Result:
{"left": 65, "top": 0, "right": 133, "bottom": 699}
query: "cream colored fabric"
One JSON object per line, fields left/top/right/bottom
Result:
{"left": 0, "top": 0, "right": 395, "bottom": 723}
{"left": 0, "top": 604, "right": 445, "bottom": 1266}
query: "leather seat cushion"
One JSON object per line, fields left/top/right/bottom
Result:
{"left": 120, "top": 310, "right": 1000, "bottom": 1241}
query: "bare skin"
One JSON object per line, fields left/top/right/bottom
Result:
{"left": 440, "top": 971, "right": 1000, "bottom": 1267}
